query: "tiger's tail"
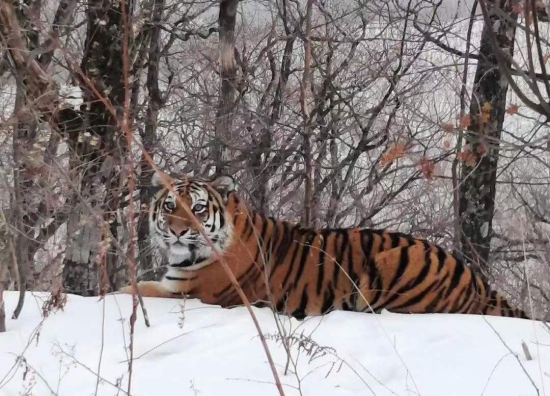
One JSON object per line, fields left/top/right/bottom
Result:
{"left": 366, "top": 244, "right": 531, "bottom": 320}
{"left": 480, "top": 289, "right": 530, "bottom": 319}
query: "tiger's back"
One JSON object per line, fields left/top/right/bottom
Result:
{"left": 212, "top": 214, "right": 528, "bottom": 319}
{"left": 122, "top": 174, "right": 529, "bottom": 320}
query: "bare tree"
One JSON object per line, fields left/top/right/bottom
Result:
{"left": 458, "top": 0, "right": 520, "bottom": 273}
{"left": 1, "top": 0, "right": 548, "bottom": 321}
{"left": 214, "top": 0, "right": 240, "bottom": 176}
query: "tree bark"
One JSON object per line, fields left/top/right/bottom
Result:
{"left": 137, "top": 0, "right": 165, "bottom": 281}
{"left": 213, "top": 0, "right": 239, "bottom": 176}
{"left": 10, "top": 0, "right": 41, "bottom": 318}
{"left": 300, "top": 0, "right": 314, "bottom": 227}
{"left": 458, "top": 0, "right": 518, "bottom": 273}
{"left": 62, "top": 0, "right": 129, "bottom": 295}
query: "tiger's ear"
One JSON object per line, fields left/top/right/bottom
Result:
{"left": 151, "top": 170, "right": 172, "bottom": 188}
{"left": 211, "top": 175, "right": 235, "bottom": 202}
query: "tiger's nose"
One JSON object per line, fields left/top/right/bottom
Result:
{"left": 167, "top": 222, "right": 189, "bottom": 237}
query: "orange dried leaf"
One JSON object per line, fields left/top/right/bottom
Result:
{"left": 380, "top": 142, "right": 406, "bottom": 166}
{"left": 543, "top": 53, "right": 550, "bottom": 63}
{"left": 480, "top": 112, "right": 490, "bottom": 124}
{"left": 481, "top": 102, "right": 492, "bottom": 113}
{"left": 506, "top": 104, "right": 520, "bottom": 114}
{"left": 443, "top": 140, "right": 451, "bottom": 149}
{"left": 476, "top": 143, "right": 487, "bottom": 156}
{"left": 440, "top": 122, "right": 455, "bottom": 133}
{"left": 457, "top": 145, "right": 468, "bottom": 162}
{"left": 458, "top": 145, "right": 477, "bottom": 167}
{"left": 419, "top": 157, "right": 435, "bottom": 180}
{"left": 465, "top": 153, "right": 477, "bottom": 166}
{"left": 459, "top": 114, "right": 471, "bottom": 129}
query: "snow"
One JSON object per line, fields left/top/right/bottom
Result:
{"left": 0, "top": 292, "right": 548, "bottom": 396}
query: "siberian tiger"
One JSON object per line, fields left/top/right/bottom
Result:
{"left": 120, "top": 172, "right": 529, "bottom": 320}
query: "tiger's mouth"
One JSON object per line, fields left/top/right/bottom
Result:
{"left": 167, "top": 241, "right": 212, "bottom": 268}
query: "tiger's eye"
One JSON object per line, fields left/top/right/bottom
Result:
{"left": 193, "top": 204, "right": 206, "bottom": 213}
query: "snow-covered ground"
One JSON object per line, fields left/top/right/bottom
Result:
{"left": 0, "top": 292, "right": 548, "bottom": 396}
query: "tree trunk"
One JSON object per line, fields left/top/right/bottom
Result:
{"left": 213, "top": 0, "right": 239, "bottom": 176}
{"left": 137, "top": 0, "right": 165, "bottom": 281}
{"left": 459, "top": 0, "right": 518, "bottom": 273}
{"left": 0, "top": 218, "right": 10, "bottom": 332}
{"left": 63, "top": 0, "right": 129, "bottom": 295}
{"left": 11, "top": 0, "right": 41, "bottom": 316}
{"left": 299, "top": 0, "right": 314, "bottom": 227}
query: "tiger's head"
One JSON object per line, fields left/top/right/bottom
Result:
{"left": 149, "top": 172, "right": 236, "bottom": 269}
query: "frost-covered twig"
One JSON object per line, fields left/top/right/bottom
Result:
{"left": 53, "top": 343, "right": 129, "bottom": 395}
{"left": 0, "top": 320, "right": 44, "bottom": 390}
{"left": 483, "top": 317, "right": 540, "bottom": 395}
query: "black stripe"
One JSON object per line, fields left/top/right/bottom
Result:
{"left": 253, "top": 217, "right": 270, "bottom": 265}
{"left": 394, "top": 249, "right": 431, "bottom": 294}
{"left": 360, "top": 229, "right": 375, "bottom": 259}
{"left": 424, "top": 285, "right": 446, "bottom": 312}
{"left": 272, "top": 222, "right": 292, "bottom": 269}
{"left": 448, "top": 285, "right": 470, "bottom": 313}
{"left": 320, "top": 285, "right": 335, "bottom": 314}
{"left": 388, "top": 232, "right": 401, "bottom": 249}
{"left": 275, "top": 297, "right": 286, "bottom": 313}
{"left": 281, "top": 230, "right": 303, "bottom": 289}
{"left": 165, "top": 276, "right": 189, "bottom": 281}
{"left": 346, "top": 234, "right": 357, "bottom": 287}
{"left": 436, "top": 246, "right": 447, "bottom": 272}
{"left": 482, "top": 290, "right": 499, "bottom": 314}
{"left": 268, "top": 223, "right": 294, "bottom": 283}
{"left": 456, "top": 285, "right": 472, "bottom": 312}
{"left": 333, "top": 231, "right": 347, "bottom": 286}
{"left": 446, "top": 261, "right": 465, "bottom": 298}
{"left": 387, "top": 247, "right": 409, "bottom": 290}
{"left": 364, "top": 261, "right": 382, "bottom": 312}
{"left": 361, "top": 230, "right": 381, "bottom": 311}
{"left": 293, "top": 232, "right": 316, "bottom": 290}
{"left": 263, "top": 220, "right": 279, "bottom": 271}
{"left": 244, "top": 213, "right": 257, "bottom": 240}
{"left": 316, "top": 230, "right": 328, "bottom": 295}
{"left": 389, "top": 280, "right": 439, "bottom": 311}
{"left": 292, "top": 286, "right": 309, "bottom": 319}
{"left": 213, "top": 264, "right": 259, "bottom": 300}
{"left": 460, "top": 291, "right": 476, "bottom": 314}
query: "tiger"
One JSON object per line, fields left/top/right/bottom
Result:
{"left": 120, "top": 172, "right": 529, "bottom": 320}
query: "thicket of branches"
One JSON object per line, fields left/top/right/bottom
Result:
{"left": 0, "top": 0, "right": 549, "bottom": 330}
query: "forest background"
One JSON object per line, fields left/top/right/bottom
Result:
{"left": 0, "top": 0, "right": 550, "bottom": 331}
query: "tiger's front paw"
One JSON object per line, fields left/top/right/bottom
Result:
{"left": 118, "top": 281, "right": 176, "bottom": 298}
{"left": 118, "top": 285, "right": 135, "bottom": 294}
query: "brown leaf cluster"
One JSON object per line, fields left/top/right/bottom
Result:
{"left": 419, "top": 156, "right": 435, "bottom": 180}
{"left": 380, "top": 142, "right": 407, "bottom": 166}
{"left": 457, "top": 144, "right": 477, "bottom": 166}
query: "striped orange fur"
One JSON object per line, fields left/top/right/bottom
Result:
{"left": 120, "top": 173, "right": 529, "bottom": 320}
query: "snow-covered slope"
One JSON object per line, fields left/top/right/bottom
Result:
{"left": 0, "top": 292, "right": 548, "bottom": 396}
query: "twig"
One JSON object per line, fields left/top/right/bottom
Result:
{"left": 522, "top": 341, "right": 533, "bottom": 361}
{"left": 10, "top": 355, "right": 59, "bottom": 395}
{"left": 480, "top": 352, "right": 513, "bottom": 396}
{"left": 482, "top": 317, "right": 540, "bottom": 395}
{"left": 53, "top": 343, "right": 129, "bottom": 394}
{"left": 0, "top": 320, "right": 45, "bottom": 390}
{"left": 119, "top": 0, "right": 148, "bottom": 390}
{"left": 95, "top": 297, "right": 106, "bottom": 395}
{"left": 119, "top": 324, "right": 216, "bottom": 363}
